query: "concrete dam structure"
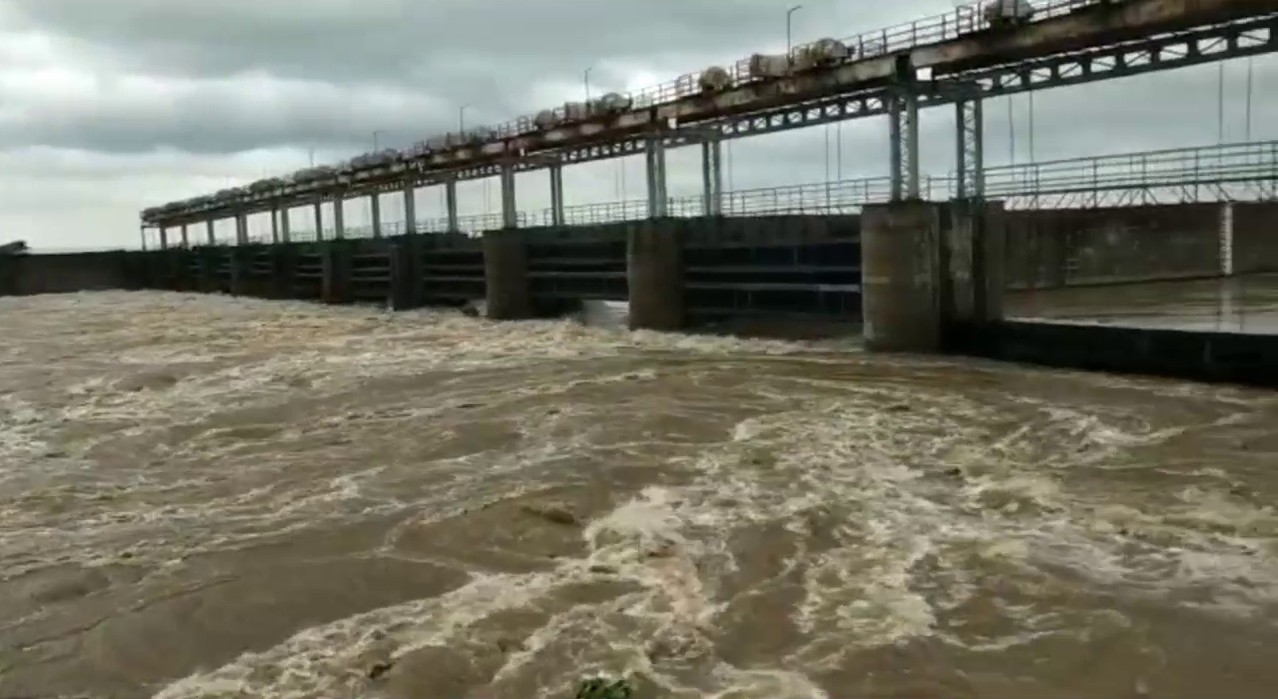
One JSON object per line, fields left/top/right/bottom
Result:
{"left": 6, "top": 199, "right": 1278, "bottom": 387}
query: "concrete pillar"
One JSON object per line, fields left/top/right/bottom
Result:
{"left": 280, "top": 207, "right": 291, "bottom": 244}
{"left": 860, "top": 201, "right": 942, "bottom": 352}
{"left": 321, "top": 241, "right": 352, "bottom": 304}
{"left": 701, "top": 136, "right": 723, "bottom": 216}
{"left": 445, "top": 179, "right": 459, "bottom": 233}
{"left": 159, "top": 227, "right": 170, "bottom": 250}
{"left": 235, "top": 214, "right": 249, "bottom": 245}
{"left": 333, "top": 198, "right": 346, "bottom": 239}
{"left": 180, "top": 224, "right": 189, "bottom": 248}
{"left": 197, "top": 247, "right": 220, "bottom": 292}
{"left": 271, "top": 208, "right": 280, "bottom": 244}
{"left": 549, "top": 164, "right": 565, "bottom": 226}
{"left": 645, "top": 135, "right": 668, "bottom": 218}
{"left": 313, "top": 202, "right": 324, "bottom": 241}
{"left": 627, "top": 220, "right": 685, "bottom": 331}
{"left": 229, "top": 247, "right": 252, "bottom": 295}
{"left": 270, "top": 245, "right": 296, "bottom": 299}
{"left": 389, "top": 237, "right": 424, "bottom": 310}
{"left": 206, "top": 219, "right": 216, "bottom": 245}
{"left": 370, "top": 194, "right": 382, "bottom": 238}
{"left": 403, "top": 182, "right": 417, "bottom": 235}
{"left": 943, "top": 200, "right": 1006, "bottom": 328}
{"left": 482, "top": 229, "right": 532, "bottom": 319}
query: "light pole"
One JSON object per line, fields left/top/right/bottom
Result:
{"left": 786, "top": 5, "right": 804, "bottom": 59}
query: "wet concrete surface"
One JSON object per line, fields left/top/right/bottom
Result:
{"left": 1007, "top": 274, "right": 1278, "bottom": 334}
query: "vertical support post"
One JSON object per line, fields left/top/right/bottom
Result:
{"left": 445, "top": 179, "right": 459, "bottom": 233}
{"left": 955, "top": 91, "right": 985, "bottom": 202}
{"left": 206, "top": 219, "right": 216, "bottom": 245}
{"left": 180, "top": 224, "right": 189, "bottom": 248}
{"left": 482, "top": 229, "right": 532, "bottom": 319}
{"left": 271, "top": 208, "right": 280, "bottom": 244}
{"left": 701, "top": 131, "right": 723, "bottom": 216}
{"left": 313, "top": 202, "right": 324, "bottom": 241}
{"left": 549, "top": 163, "right": 565, "bottom": 226}
{"left": 140, "top": 225, "right": 149, "bottom": 251}
{"left": 333, "top": 197, "right": 346, "bottom": 239}
{"left": 280, "top": 207, "right": 291, "bottom": 244}
{"left": 888, "top": 89, "right": 920, "bottom": 202}
{"left": 403, "top": 181, "right": 417, "bottom": 235}
{"left": 235, "top": 214, "right": 248, "bottom": 245}
{"left": 500, "top": 163, "right": 517, "bottom": 229}
{"left": 159, "top": 226, "right": 170, "bottom": 250}
{"left": 645, "top": 134, "right": 668, "bottom": 218}
{"left": 370, "top": 193, "right": 382, "bottom": 238}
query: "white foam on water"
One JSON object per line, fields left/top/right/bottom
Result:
{"left": 2, "top": 291, "right": 1276, "bottom": 699}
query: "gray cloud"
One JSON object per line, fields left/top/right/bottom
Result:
{"left": 0, "top": 0, "right": 1274, "bottom": 250}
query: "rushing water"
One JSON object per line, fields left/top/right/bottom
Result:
{"left": 1, "top": 291, "right": 1276, "bottom": 699}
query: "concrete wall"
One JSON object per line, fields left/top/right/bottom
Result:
{"left": 1231, "top": 202, "right": 1278, "bottom": 274}
{"left": 950, "top": 320, "right": 1278, "bottom": 389}
{"left": 0, "top": 251, "right": 141, "bottom": 296}
{"left": 1004, "top": 202, "right": 1224, "bottom": 289}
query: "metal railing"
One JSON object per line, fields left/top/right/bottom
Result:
{"left": 165, "top": 139, "right": 1278, "bottom": 248}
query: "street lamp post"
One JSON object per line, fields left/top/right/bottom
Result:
{"left": 786, "top": 5, "right": 804, "bottom": 60}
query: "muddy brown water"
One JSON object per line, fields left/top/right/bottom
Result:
{"left": 1, "top": 291, "right": 1276, "bottom": 699}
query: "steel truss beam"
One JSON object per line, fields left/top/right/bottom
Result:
{"left": 149, "top": 15, "right": 1276, "bottom": 227}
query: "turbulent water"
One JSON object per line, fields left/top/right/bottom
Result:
{"left": 2, "top": 291, "right": 1277, "bottom": 699}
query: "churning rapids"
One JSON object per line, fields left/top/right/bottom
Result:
{"left": 1, "top": 291, "right": 1276, "bottom": 699}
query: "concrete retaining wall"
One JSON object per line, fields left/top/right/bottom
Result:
{"left": 950, "top": 320, "right": 1278, "bottom": 388}
{"left": 1004, "top": 203, "right": 1225, "bottom": 289}
{"left": 0, "top": 251, "right": 142, "bottom": 295}
{"left": 1232, "top": 201, "right": 1278, "bottom": 274}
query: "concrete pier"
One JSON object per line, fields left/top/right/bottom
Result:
{"left": 389, "top": 238, "right": 425, "bottom": 310}
{"left": 321, "top": 242, "right": 352, "bottom": 304}
{"left": 482, "top": 229, "right": 533, "bottom": 320}
{"left": 860, "top": 201, "right": 943, "bottom": 352}
{"left": 943, "top": 200, "right": 1007, "bottom": 326}
{"left": 627, "top": 219, "right": 685, "bottom": 331}
{"left": 229, "top": 248, "right": 253, "bottom": 296}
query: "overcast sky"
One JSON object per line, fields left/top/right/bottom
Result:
{"left": 1, "top": 0, "right": 1274, "bottom": 250}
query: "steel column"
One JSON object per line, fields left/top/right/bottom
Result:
{"left": 445, "top": 179, "right": 459, "bottom": 233}
{"left": 370, "top": 194, "right": 382, "bottom": 238}
{"left": 159, "top": 227, "right": 169, "bottom": 250}
{"left": 206, "top": 219, "right": 216, "bottom": 245}
{"left": 500, "top": 164, "right": 517, "bottom": 229}
{"left": 180, "top": 224, "right": 189, "bottom": 248}
{"left": 280, "top": 207, "right": 291, "bottom": 243}
{"left": 955, "top": 93, "right": 985, "bottom": 201}
{"left": 236, "top": 214, "right": 248, "bottom": 245}
{"left": 270, "top": 209, "right": 280, "bottom": 244}
{"left": 549, "top": 163, "right": 565, "bottom": 226}
{"left": 701, "top": 133, "right": 723, "bottom": 216}
{"left": 333, "top": 198, "right": 345, "bottom": 239}
{"left": 403, "top": 182, "right": 417, "bottom": 234}
{"left": 888, "top": 89, "right": 920, "bottom": 201}
{"left": 645, "top": 134, "right": 668, "bottom": 218}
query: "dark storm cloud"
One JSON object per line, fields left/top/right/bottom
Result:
{"left": 0, "top": 0, "right": 951, "bottom": 155}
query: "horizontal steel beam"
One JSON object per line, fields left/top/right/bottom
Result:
{"left": 144, "top": 8, "right": 1277, "bottom": 228}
